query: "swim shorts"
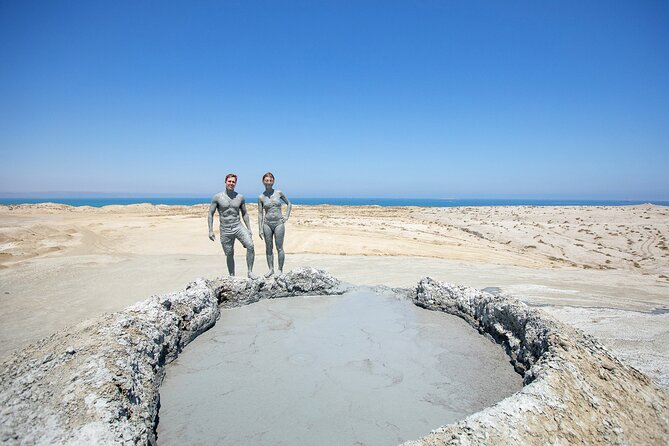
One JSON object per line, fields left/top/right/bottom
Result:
{"left": 220, "top": 223, "right": 253, "bottom": 255}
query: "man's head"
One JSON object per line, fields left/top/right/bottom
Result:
{"left": 225, "top": 173, "right": 237, "bottom": 191}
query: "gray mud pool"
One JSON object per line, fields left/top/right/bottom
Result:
{"left": 157, "top": 289, "right": 522, "bottom": 445}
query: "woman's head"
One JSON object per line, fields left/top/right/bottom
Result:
{"left": 262, "top": 172, "right": 275, "bottom": 187}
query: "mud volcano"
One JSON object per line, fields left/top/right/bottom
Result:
{"left": 157, "top": 289, "right": 522, "bottom": 445}
{"left": 0, "top": 268, "right": 667, "bottom": 445}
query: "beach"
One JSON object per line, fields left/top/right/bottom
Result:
{"left": 1, "top": 203, "right": 668, "bottom": 388}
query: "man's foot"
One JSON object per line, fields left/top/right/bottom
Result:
{"left": 247, "top": 272, "right": 258, "bottom": 279}
{"left": 264, "top": 270, "right": 274, "bottom": 278}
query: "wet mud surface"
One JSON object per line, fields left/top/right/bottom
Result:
{"left": 158, "top": 289, "right": 522, "bottom": 445}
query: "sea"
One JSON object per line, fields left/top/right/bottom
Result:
{"left": 0, "top": 198, "right": 667, "bottom": 208}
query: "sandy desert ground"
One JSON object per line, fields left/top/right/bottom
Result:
{"left": 1, "top": 203, "right": 668, "bottom": 388}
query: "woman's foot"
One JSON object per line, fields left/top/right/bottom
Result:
{"left": 264, "top": 270, "right": 274, "bottom": 278}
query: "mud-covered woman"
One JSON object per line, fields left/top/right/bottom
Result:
{"left": 257, "top": 172, "right": 292, "bottom": 277}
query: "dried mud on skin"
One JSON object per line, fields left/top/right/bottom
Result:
{"left": 1, "top": 269, "right": 667, "bottom": 445}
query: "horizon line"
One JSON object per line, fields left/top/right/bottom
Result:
{"left": 0, "top": 193, "right": 668, "bottom": 202}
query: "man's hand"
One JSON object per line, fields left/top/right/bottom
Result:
{"left": 209, "top": 232, "right": 215, "bottom": 241}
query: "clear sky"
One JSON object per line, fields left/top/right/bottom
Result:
{"left": 1, "top": 1, "right": 668, "bottom": 199}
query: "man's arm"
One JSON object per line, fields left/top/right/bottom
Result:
{"left": 208, "top": 197, "right": 217, "bottom": 241}
{"left": 240, "top": 197, "right": 253, "bottom": 235}
{"left": 279, "top": 191, "right": 292, "bottom": 222}
{"left": 257, "top": 198, "right": 264, "bottom": 240}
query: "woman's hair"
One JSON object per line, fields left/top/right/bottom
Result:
{"left": 262, "top": 172, "right": 275, "bottom": 181}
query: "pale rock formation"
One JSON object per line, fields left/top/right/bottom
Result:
{"left": 0, "top": 268, "right": 340, "bottom": 445}
{"left": 404, "top": 278, "right": 669, "bottom": 445}
{"left": 1, "top": 270, "right": 667, "bottom": 445}
{"left": 212, "top": 266, "right": 346, "bottom": 308}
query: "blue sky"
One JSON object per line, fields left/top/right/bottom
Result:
{"left": 1, "top": 1, "right": 668, "bottom": 199}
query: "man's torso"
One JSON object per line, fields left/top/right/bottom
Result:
{"left": 214, "top": 192, "right": 244, "bottom": 230}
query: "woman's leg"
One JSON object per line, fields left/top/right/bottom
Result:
{"left": 274, "top": 223, "right": 286, "bottom": 274}
{"left": 263, "top": 223, "right": 274, "bottom": 277}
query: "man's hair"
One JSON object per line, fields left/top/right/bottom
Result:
{"left": 262, "top": 172, "right": 275, "bottom": 181}
{"left": 225, "top": 173, "right": 237, "bottom": 181}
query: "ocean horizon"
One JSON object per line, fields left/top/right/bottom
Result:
{"left": 1, "top": 197, "right": 667, "bottom": 208}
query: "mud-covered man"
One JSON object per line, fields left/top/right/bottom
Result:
{"left": 208, "top": 173, "right": 256, "bottom": 278}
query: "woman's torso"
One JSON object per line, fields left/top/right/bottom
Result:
{"left": 260, "top": 190, "right": 283, "bottom": 222}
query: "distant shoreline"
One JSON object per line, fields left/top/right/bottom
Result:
{"left": 1, "top": 197, "right": 668, "bottom": 208}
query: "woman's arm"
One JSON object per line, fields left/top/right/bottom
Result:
{"left": 279, "top": 191, "right": 292, "bottom": 221}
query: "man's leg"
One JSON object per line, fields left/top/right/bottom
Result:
{"left": 246, "top": 245, "right": 255, "bottom": 278}
{"left": 263, "top": 223, "right": 274, "bottom": 277}
{"left": 221, "top": 234, "right": 235, "bottom": 276}
{"left": 237, "top": 227, "right": 256, "bottom": 279}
